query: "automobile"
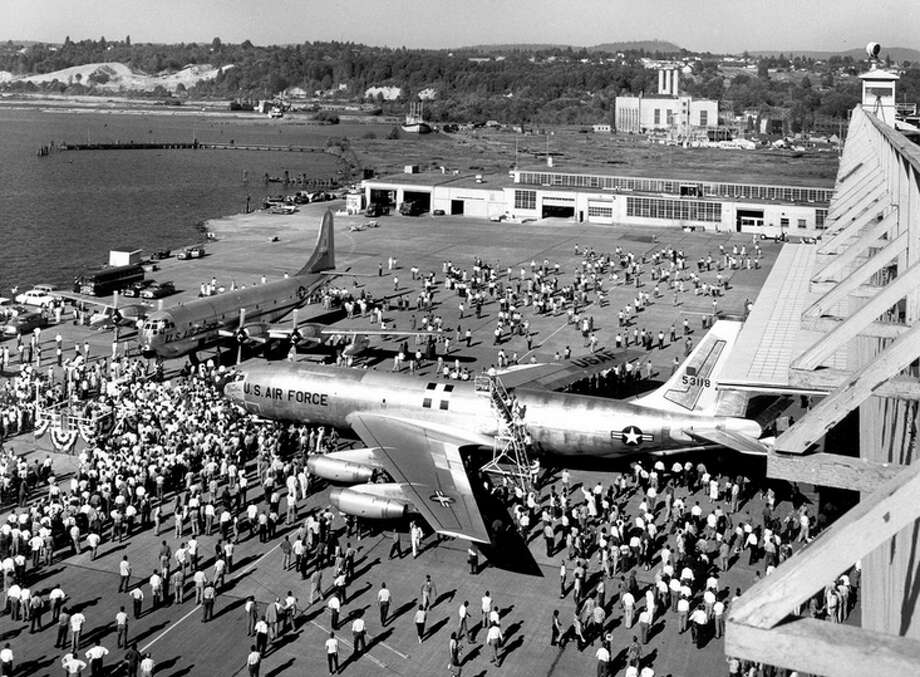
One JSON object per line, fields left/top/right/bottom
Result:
{"left": 3, "top": 310, "right": 48, "bottom": 336}
{"left": 122, "top": 280, "right": 155, "bottom": 298}
{"left": 432, "top": 209, "right": 446, "bottom": 216}
{"left": 14, "top": 284, "right": 60, "bottom": 307}
{"left": 177, "top": 246, "right": 205, "bottom": 260}
{"left": 489, "top": 213, "right": 508, "bottom": 222}
{"left": 150, "top": 248, "right": 171, "bottom": 260}
{"left": 140, "top": 281, "right": 176, "bottom": 299}
{"left": 365, "top": 203, "right": 388, "bottom": 217}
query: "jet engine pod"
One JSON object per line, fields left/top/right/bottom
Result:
{"left": 307, "top": 455, "right": 375, "bottom": 483}
{"left": 329, "top": 487, "right": 408, "bottom": 519}
{"left": 866, "top": 42, "right": 881, "bottom": 58}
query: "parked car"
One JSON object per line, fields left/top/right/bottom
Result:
{"left": 177, "top": 246, "right": 205, "bottom": 260}
{"left": 150, "top": 248, "right": 171, "bottom": 260}
{"left": 14, "top": 284, "right": 60, "bottom": 307}
{"left": 432, "top": 209, "right": 446, "bottom": 216}
{"left": 140, "top": 281, "right": 176, "bottom": 299}
{"left": 122, "top": 280, "right": 155, "bottom": 298}
{"left": 3, "top": 310, "right": 48, "bottom": 336}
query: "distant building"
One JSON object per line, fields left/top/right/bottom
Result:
{"left": 615, "top": 67, "right": 718, "bottom": 134}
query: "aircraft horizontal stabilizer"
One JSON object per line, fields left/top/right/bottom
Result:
{"left": 684, "top": 428, "right": 770, "bottom": 456}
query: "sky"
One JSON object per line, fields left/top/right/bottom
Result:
{"left": 2, "top": 0, "right": 918, "bottom": 54}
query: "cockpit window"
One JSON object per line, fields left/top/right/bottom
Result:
{"left": 143, "top": 319, "right": 167, "bottom": 335}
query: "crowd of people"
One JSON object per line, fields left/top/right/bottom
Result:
{"left": 0, "top": 231, "right": 849, "bottom": 677}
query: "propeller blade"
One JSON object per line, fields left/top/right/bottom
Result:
{"left": 236, "top": 307, "right": 246, "bottom": 365}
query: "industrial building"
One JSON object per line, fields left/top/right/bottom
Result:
{"left": 614, "top": 67, "right": 719, "bottom": 134}
{"left": 361, "top": 164, "right": 833, "bottom": 237}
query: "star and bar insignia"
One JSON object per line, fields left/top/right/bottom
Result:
{"left": 610, "top": 425, "right": 655, "bottom": 446}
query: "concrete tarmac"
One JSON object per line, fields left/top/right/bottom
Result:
{"left": 2, "top": 202, "right": 828, "bottom": 677}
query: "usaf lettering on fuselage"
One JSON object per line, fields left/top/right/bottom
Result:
{"left": 242, "top": 382, "right": 329, "bottom": 406}
{"left": 570, "top": 349, "right": 618, "bottom": 369}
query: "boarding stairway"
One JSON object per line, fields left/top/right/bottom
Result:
{"left": 474, "top": 374, "right": 533, "bottom": 494}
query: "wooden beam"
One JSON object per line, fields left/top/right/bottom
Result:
{"left": 767, "top": 450, "right": 902, "bottom": 491}
{"left": 794, "top": 261, "right": 920, "bottom": 371}
{"left": 809, "top": 281, "right": 879, "bottom": 298}
{"left": 725, "top": 617, "right": 920, "bottom": 677}
{"left": 729, "top": 461, "right": 920, "bottom": 628}
{"left": 823, "top": 179, "right": 885, "bottom": 235}
{"left": 803, "top": 315, "right": 907, "bottom": 339}
{"left": 813, "top": 209, "right": 897, "bottom": 281}
{"left": 806, "top": 231, "right": 906, "bottom": 317}
{"left": 789, "top": 367, "right": 920, "bottom": 400}
{"left": 779, "top": 321, "right": 920, "bottom": 453}
{"left": 826, "top": 172, "right": 883, "bottom": 221}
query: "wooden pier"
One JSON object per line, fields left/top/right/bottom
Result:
{"left": 43, "top": 141, "right": 324, "bottom": 153}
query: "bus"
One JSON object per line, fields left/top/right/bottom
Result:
{"left": 73, "top": 264, "right": 146, "bottom": 296}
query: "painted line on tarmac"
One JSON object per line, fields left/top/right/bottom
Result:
{"left": 522, "top": 319, "right": 570, "bottom": 360}
{"left": 141, "top": 603, "right": 201, "bottom": 652}
{"left": 140, "top": 541, "right": 284, "bottom": 652}
{"left": 310, "top": 620, "right": 388, "bottom": 668}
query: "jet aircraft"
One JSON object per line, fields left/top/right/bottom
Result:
{"left": 225, "top": 320, "right": 764, "bottom": 543}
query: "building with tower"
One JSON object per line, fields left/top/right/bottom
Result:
{"left": 614, "top": 66, "right": 718, "bottom": 136}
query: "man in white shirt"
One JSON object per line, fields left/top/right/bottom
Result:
{"left": 327, "top": 594, "right": 341, "bottom": 630}
{"left": 140, "top": 653, "right": 155, "bottom": 677}
{"left": 69, "top": 610, "right": 86, "bottom": 652}
{"left": 324, "top": 631, "right": 339, "bottom": 674}
{"left": 246, "top": 645, "right": 261, "bottom": 677}
{"left": 486, "top": 623, "right": 504, "bottom": 665}
{"left": 0, "top": 644, "right": 12, "bottom": 675}
{"left": 85, "top": 641, "right": 110, "bottom": 674}
{"left": 457, "top": 600, "right": 469, "bottom": 640}
{"left": 115, "top": 606, "right": 129, "bottom": 648}
{"left": 118, "top": 557, "right": 131, "bottom": 592}
{"left": 351, "top": 615, "right": 366, "bottom": 655}
{"left": 377, "top": 583, "right": 391, "bottom": 625}
{"left": 62, "top": 653, "right": 86, "bottom": 676}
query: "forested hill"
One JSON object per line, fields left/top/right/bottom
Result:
{"left": 2, "top": 38, "right": 919, "bottom": 128}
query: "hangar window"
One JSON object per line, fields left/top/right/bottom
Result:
{"left": 422, "top": 398, "right": 432, "bottom": 409}
{"left": 797, "top": 218, "right": 807, "bottom": 229}
{"left": 514, "top": 190, "right": 537, "bottom": 210}
{"left": 626, "top": 197, "right": 722, "bottom": 222}
{"left": 426, "top": 382, "right": 437, "bottom": 390}
{"left": 443, "top": 385, "right": 454, "bottom": 392}
{"left": 816, "top": 209, "right": 828, "bottom": 229}
{"left": 588, "top": 206, "right": 613, "bottom": 218}
{"left": 439, "top": 400, "right": 449, "bottom": 410}
{"left": 699, "top": 110, "right": 708, "bottom": 126}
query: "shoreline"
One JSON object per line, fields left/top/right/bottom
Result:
{"left": 0, "top": 93, "right": 398, "bottom": 125}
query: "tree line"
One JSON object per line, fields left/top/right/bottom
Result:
{"left": 2, "top": 38, "right": 918, "bottom": 128}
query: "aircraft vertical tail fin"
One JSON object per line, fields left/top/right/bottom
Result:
{"left": 297, "top": 210, "right": 335, "bottom": 276}
{"left": 634, "top": 320, "right": 743, "bottom": 416}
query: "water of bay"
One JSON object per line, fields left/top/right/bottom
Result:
{"left": 0, "top": 106, "right": 364, "bottom": 291}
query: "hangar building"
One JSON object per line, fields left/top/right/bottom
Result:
{"left": 362, "top": 166, "right": 833, "bottom": 238}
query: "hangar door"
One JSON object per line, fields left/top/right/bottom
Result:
{"left": 542, "top": 196, "right": 575, "bottom": 219}
{"left": 369, "top": 189, "right": 395, "bottom": 210}
{"left": 736, "top": 209, "right": 764, "bottom": 232}
{"left": 403, "top": 190, "right": 431, "bottom": 213}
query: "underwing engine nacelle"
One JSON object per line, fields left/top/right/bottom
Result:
{"left": 329, "top": 483, "right": 410, "bottom": 519}
{"left": 306, "top": 448, "right": 382, "bottom": 484}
